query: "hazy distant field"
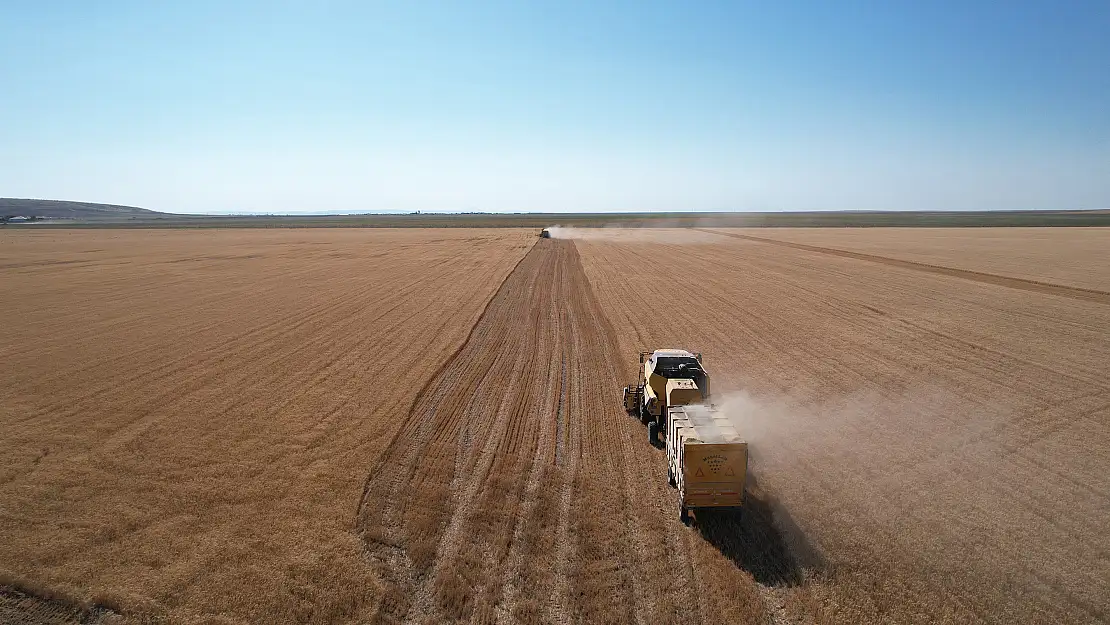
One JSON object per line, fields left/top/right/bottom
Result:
{"left": 1, "top": 227, "right": 1107, "bottom": 624}
{"left": 718, "top": 227, "right": 1110, "bottom": 292}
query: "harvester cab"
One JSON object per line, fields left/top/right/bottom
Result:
{"left": 622, "top": 349, "right": 709, "bottom": 445}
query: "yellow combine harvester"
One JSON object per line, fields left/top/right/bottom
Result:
{"left": 623, "top": 349, "right": 748, "bottom": 524}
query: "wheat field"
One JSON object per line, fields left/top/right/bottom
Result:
{"left": 1, "top": 227, "right": 1107, "bottom": 624}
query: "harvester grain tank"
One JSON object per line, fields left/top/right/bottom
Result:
{"left": 623, "top": 349, "right": 747, "bottom": 523}
{"left": 623, "top": 349, "right": 709, "bottom": 443}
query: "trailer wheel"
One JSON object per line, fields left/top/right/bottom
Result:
{"left": 679, "top": 501, "right": 691, "bottom": 526}
{"left": 667, "top": 464, "right": 676, "bottom": 487}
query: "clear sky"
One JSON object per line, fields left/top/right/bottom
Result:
{"left": 1, "top": 1, "right": 1107, "bottom": 214}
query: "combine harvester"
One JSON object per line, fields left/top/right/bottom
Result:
{"left": 624, "top": 350, "right": 748, "bottom": 524}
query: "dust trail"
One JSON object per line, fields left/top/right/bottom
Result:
{"left": 712, "top": 386, "right": 1091, "bottom": 620}
{"left": 544, "top": 226, "right": 722, "bottom": 244}
{"left": 718, "top": 386, "right": 1006, "bottom": 467}
{"left": 715, "top": 386, "right": 1009, "bottom": 515}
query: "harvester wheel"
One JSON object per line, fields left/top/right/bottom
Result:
{"left": 648, "top": 420, "right": 659, "bottom": 444}
{"left": 667, "top": 464, "right": 676, "bottom": 487}
{"left": 679, "top": 496, "right": 691, "bottom": 526}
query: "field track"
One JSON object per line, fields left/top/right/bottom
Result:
{"left": 355, "top": 238, "right": 799, "bottom": 624}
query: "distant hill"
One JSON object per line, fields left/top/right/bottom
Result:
{"left": 3, "top": 198, "right": 1108, "bottom": 227}
{"left": 0, "top": 198, "right": 164, "bottom": 219}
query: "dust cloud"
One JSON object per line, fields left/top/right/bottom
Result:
{"left": 714, "top": 385, "right": 1017, "bottom": 587}
{"left": 544, "top": 226, "right": 722, "bottom": 244}
{"left": 715, "top": 386, "right": 1004, "bottom": 476}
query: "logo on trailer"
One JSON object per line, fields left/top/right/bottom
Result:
{"left": 703, "top": 454, "right": 726, "bottom": 475}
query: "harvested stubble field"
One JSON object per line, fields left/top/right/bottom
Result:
{"left": 577, "top": 226, "right": 1110, "bottom": 624}
{"left": 1, "top": 226, "right": 1108, "bottom": 624}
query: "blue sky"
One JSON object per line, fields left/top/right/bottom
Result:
{"left": 1, "top": 1, "right": 1107, "bottom": 214}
